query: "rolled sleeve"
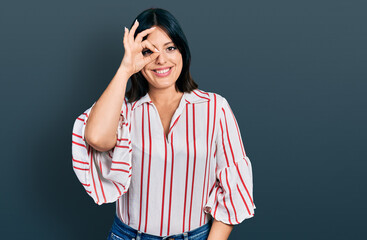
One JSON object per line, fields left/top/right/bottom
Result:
{"left": 71, "top": 98, "right": 132, "bottom": 205}
{"left": 204, "top": 97, "right": 256, "bottom": 224}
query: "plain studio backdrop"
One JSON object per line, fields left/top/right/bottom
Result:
{"left": 1, "top": 0, "right": 366, "bottom": 239}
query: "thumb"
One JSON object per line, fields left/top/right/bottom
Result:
{"left": 143, "top": 52, "right": 160, "bottom": 65}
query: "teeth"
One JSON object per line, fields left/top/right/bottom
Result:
{"left": 155, "top": 68, "right": 170, "bottom": 74}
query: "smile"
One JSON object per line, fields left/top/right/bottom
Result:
{"left": 152, "top": 67, "right": 172, "bottom": 77}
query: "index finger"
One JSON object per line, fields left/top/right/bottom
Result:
{"left": 135, "top": 27, "right": 156, "bottom": 43}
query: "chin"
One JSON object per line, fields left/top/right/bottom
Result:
{"left": 149, "top": 80, "right": 177, "bottom": 89}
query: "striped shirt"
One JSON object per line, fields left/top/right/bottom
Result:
{"left": 71, "top": 88, "right": 256, "bottom": 236}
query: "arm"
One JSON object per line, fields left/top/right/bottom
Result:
{"left": 72, "top": 97, "right": 133, "bottom": 205}
{"left": 71, "top": 21, "right": 160, "bottom": 205}
{"left": 207, "top": 219, "right": 234, "bottom": 240}
{"left": 84, "top": 68, "right": 130, "bottom": 152}
{"left": 203, "top": 95, "right": 256, "bottom": 237}
{"left": 85, "top": 20, "right": 159, "bottom": 152}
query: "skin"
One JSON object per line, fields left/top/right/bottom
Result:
{"left": 85, "top": 19, "right": 233, "bottom": 239}
{"left": 85, "top": 20, "right": 160, "bottom": 151}
{"left": 208, "top": 219, "right": 234, "bottom": 240}
{"left": 138, "top": 26, "right": 185, "bottom": 139}
{"left": 140, "top": 26, "right": 183, "bottom": 99}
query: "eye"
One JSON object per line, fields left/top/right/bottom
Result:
{"left": 167, "top": 46, "right": 177, "bottom": 51}
{"left": 142, "top": 49, "right": 152, "bottom": 55}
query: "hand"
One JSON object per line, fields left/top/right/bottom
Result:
{"left": 119, "top": 20, "right": 160, "bottom": 77}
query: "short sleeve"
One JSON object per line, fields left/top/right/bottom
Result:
{"left": 71, "top": 98, "right": 132, "bottom": 205}
{"left": 204, "top": 97, "right": 256, "bottom": 224}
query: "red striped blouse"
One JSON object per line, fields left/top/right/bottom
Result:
{"left": 72, "top": 88, "right": 255, "bottom": 236}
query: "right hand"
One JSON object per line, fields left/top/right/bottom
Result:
{"left": 120, "top": 20, "right": 160, "bottom": 77}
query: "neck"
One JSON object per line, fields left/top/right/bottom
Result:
{"left": 148, "top": 86, "right": 183, "bottom": 106}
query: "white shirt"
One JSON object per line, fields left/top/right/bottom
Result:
{"left": 72, "top": 88, "right": 255, "bottom": 236}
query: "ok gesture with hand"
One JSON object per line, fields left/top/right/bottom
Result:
{"left": 120, "top": 20, "right": 160, "bottom": 77}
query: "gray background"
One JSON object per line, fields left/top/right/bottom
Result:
{"left": 1, "top": 0, "right": 366, "bottom": 239}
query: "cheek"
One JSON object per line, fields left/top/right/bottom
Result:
{"left": 141, "top": 67, "right": 150, "bottom": 78}
{"left": 169, "top": 52, "right": 182, "bottom": 63}
{"left": 140, "top": 68, "right": 150, "bottom": 81}
{"left": 172, "top": 55, "right": 183, "bottom": 69}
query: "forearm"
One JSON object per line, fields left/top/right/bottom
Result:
{"left": 207, "top": 218, "right": 234, "bottom": 240}
{"left": 84, "top": 67, "right": 130, "bottom": 151}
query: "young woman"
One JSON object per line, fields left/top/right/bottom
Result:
{"left": 72, "top": 8, "right": 255, "bottom": 240}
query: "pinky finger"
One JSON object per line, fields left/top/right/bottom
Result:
{"left": 123, "top": 27, "right": 129, "bottom": 45}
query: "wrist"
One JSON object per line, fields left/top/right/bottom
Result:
{"left": 118, "top": 61, "right": 135, "bottom": 77}
{"left": 116, "top": 67, "right": 133, "bottom": 81}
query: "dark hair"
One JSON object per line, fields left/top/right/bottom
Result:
{"left": 125, "top": 8, "right": 198, "bottom": 102}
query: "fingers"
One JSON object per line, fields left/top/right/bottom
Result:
{"left": 141, "top": 39, "right": 159, "bottom": 53}
{"left": 135, "top": 27, "right": 156, "bottom": 43}
{"left": 141, "top": 39, "right": 160, "bottom": 66}
{"left": 123, "top": 27, "right": 129, "bottom": 47}
{"left": 143, "top": 52, "right": 160, "bottom": 65}
{"left": 128, "top": 19, "right": 139, "bottom": 43}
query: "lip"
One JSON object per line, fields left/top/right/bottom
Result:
{"left": 153, "top": 66, "right": 172, "bottom": 71}
{"left": 152, "top": 67, "right": 172, "bottom": 77}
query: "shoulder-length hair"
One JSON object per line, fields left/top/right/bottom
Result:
{"left": 125, "top": 8, "right": 198, "bottom": 103}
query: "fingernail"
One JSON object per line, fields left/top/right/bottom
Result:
{"left": 124, "top": 27, "right": 127, "bottom": 32}
{"left": 155, "top": 48, "right": 159, "bottom": 52}
{"left": 151, "top": 26, "right": 156, "bottom": 29}
{"left": 135, "top": 19, "right": 139, "bottom": 24}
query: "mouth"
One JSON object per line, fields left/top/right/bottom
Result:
{"left": 152, "top": 67, "right": 172, "bottom": 77}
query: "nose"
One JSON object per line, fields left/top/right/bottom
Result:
{"left": 155, "top": 51, "right": 167, "bottom": 64}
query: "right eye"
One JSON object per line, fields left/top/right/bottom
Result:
{"left": 142, "top": 49, "right": 152, "bottom": 55}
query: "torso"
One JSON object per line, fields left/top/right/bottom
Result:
{"left": 150, "top": 91, "right": 184, "bottom": 140}
{"left": 155, "top": 100, "right": 181, "bottom": 140}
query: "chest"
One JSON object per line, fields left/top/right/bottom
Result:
{"left": 129, "top": 102, "right": 218, "bottom": 148}
{"left": 130, "top": 102, "right": 217, "bottom": 170}
{"left": 156, "top": 105, "right": 176, "bottom": 137}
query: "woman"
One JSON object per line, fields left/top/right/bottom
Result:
{"left": 72, "top": 8, "right": 255, "bottom": 240}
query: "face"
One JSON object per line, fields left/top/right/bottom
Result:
{"left": 140, "top": 27, "right": 183, "bottom": 91}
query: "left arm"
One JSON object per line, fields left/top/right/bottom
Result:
{"left": 204, "top": 96, "right": 256, "bottom": 239}
{"left": 207, "top": 219, "right": 234, "bottom": 240}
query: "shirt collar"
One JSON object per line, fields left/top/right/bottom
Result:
{"left": 131, "top": 89, "right": 210, "bottom": 111}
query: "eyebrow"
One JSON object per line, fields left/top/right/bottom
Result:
{"left": 152, "top": 41, "right": 174, "bottom": 48}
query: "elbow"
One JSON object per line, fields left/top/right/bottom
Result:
{"left": 85, "top": 127, "right": 116, "bottom": 152}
